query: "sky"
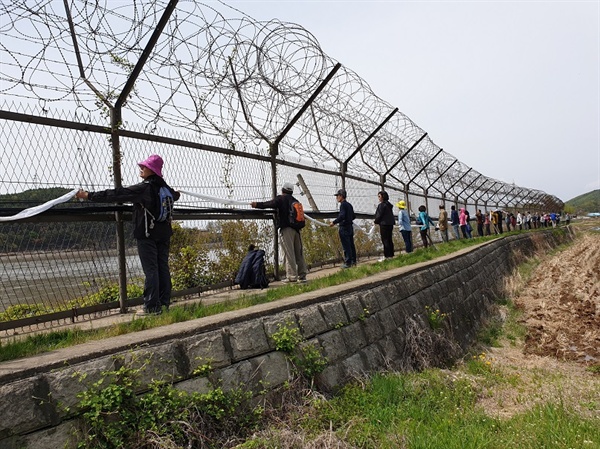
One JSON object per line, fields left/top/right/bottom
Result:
{"left": 223, "top": 0, "right": 599, "bottom": 202}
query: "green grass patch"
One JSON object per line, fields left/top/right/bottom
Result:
{"left": 278, "top": 369, "right": 599, "bottom": 449}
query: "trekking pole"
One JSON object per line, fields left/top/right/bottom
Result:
{"left": 426, "top": 228, "right": 437, "bottom": 250}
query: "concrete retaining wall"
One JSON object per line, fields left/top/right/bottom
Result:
{"left": 0, "top": 229, "right": 572, "bottom": 448}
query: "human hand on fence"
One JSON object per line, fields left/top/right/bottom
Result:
{"left": 75, "top": 189, "right": 89, "bottom": 200}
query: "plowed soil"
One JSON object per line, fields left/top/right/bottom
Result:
{"left": 518, "top": 230, "right": 600, "bottom": 364}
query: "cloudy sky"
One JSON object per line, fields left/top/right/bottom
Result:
{"left": 224, "top": 0, "right": 599, "bottom": 202}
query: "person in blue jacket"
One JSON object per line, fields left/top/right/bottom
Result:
{"left": 418, "top": 205, "right": 436, "bottom": 248}
{"left": 396, "top": 200, "right": 413, "bottom": 253}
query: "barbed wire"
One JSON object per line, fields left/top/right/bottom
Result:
{"left": 0, "top": 0, "right": 562, "bottom": 208}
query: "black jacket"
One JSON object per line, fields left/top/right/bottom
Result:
{"left": 254, "top": 193, "right": 297, "bottom": 230}
{"left": 374, "top": 201, "right": 395, "bottom": 226}
{"left": 87, "top": 175, "right": 180, "bottom": 240}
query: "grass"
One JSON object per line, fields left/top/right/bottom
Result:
{"left": 239, "top": 369, "right": 599, "bottom": 449}
{"left": 0, "top": 234, "right": 502, "bottom": 363}
{"left": 234, "top": 230, "right": 600, "bottom": 448}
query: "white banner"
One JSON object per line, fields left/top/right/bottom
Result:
{"left": 0, "top": 189, "right": 79, "bottom": 222}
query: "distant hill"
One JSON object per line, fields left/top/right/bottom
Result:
{"left": 565, "top": 190, "right": 600, "bottom": 214}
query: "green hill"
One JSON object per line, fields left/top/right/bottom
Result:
{"left": 565, "top": 190, "right": 600, "bottom": 214}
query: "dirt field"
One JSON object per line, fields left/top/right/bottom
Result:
{"left": 479, "top": 223, "right": 600, "bottom": 419}
{"left": 518, "top": 227, "right": 599, "bottom": 363}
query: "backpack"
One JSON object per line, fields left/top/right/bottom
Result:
{"left": 143, "top": 182, "right": 174, "bottom": 236}
{"left": 288, "top": 198, "right": 305, "bottom": 230}
{"left": 235, "top": 249, "right": 269, "bottom": 290}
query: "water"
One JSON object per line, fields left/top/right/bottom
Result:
{"left": 0, "top": 251, "right": 144, "bottom": 311}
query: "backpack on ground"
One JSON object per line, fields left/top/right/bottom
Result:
{"left": 143, "top": 182, "right": 175, "bottom": 236}
{"left": 288, "top": 198, "right": 305, "bottom": 230}
{"left": 235, "top": 247, "right": 269, "bottom": 290}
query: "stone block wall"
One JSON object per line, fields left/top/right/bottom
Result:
{"left": 0, "top": 229, "right": 572, "bottom": 448}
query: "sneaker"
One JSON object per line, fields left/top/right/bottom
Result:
{"left": 377, "top": 257, "right": 386, "bottom": 262}
{"left": 136, "top": 307, "right": 161, "bottom": 316}
{"left": 341, "top": 264, "right": 351, "bottom": 269}
{"left": 282, "top": 278, "right": 297, "bottom": 284}
{"left": 298, "top": 277, "right": 308, "bottom": 283}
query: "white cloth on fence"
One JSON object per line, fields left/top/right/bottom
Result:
{"left": 0, "top": 188, "right": 79, "bottom": 222}
{"left": 179, "top": 189, "right": 250, "bottom": 206}
{"left": 180, "top": 189, "right": 377, "bottom": 236}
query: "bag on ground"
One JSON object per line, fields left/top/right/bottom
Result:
{"left": 235, "top": 247, "right": 269, "bottom": 290}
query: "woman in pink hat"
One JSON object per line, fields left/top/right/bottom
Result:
{"left": 75, "top": 154, "right": 180, "bottom": 315}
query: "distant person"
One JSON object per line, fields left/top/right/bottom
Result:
{"left": 475, "top": 209, "right": 484, "bottom": 237}
{"left": 374, "top": 191, "right": 395, "bottom": 261}
{"left": 75, "top": 154, "right": 180, "bottom": 315}
{"left": 396, "top": 200, "right": 413, "bottom": 253}
{"left": 438, "top": 204, "right": 449, "bottom": 242}
{"left": 459, "top": 207, "right": 472, "bottom": 239}
{"left": 251, "top": 182, "right": 308, "bottom": 283}
{"left": 417, "top": 205, "right": 435, "bottom": 248}
{"left": 484, "top": 211, "right": 491, "bottom": 235}
{"left": 497, "top": 209, "right": 504, "bottom": 233}
{"left": 330, "top": 189, "right": 356, "bottom": 268}
{"left": 450, "top": 205, "right": 460, "bottom": 240}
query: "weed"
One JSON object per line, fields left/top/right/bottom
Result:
{"left": 271, "top": 323, "right": 328, "bottom": 381}
{"left": 74, "top": 359, "right": 262, "bottom": 448}
{"left": 425, "top": 305, "right": 447, "bottom": 331}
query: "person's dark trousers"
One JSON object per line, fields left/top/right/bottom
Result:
{"left": 137, "top": 237, "right": 172, "bottom": 313}
{"left": 380, "top": 224, "right": 394, "bottom": 258}
{"left": 477, "top": 223, "right": 484, "bottom": 237}
{"left": 338, "top": 226, "right": 356, "bottom": 266}
{"left": 400, "top": 229, "right": 413, "bottom": 253}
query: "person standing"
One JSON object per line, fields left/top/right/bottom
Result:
{"left": 396, "top": 200, "right": 413, "bottom": 253}
{"left": 418, "top": 205, "right": 435, "bottom": 248}
{"left": 374, "top": 191, "right": 395, "bottom": 261}
{"left": 438, "top": 204, "right": 449, "bottom": 243}
{"left": 475, "top": 209, "right": 484, "bottom": 237}
{"left": 75, "top": 154, "right": 180, "bottom": 315}
{"left": 329, "top": 189, "right": 356, "bottom": 268}
{"left": 252, "top": 182, "right": 308, "bottom": 283}
{"left": 450, "top": 205, "right": 460, "bottom": 240}
{"left": 459, "top": 207, "right": 471, "bottom": 239}
{"left": 484, "top": 211, "right": 491, "bottom": 235}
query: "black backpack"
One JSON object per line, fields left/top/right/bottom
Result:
{"left": 235, "top": 249, "right": 269, "bottom": 290}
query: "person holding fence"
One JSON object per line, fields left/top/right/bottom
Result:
{"left": 438, "top": 204, "right": 449, "bottom": 243}
{"left": 75, "top": 154, "right": 180, "bottom": 315}
{"left": 251, "top": 182, "right": 308, "bottom": 283}
{"left": 374, "top": 191, "right": 395, "bottom": 261}
{"left": 396, "top": 200, "right": 413, "bottom": 253}
{"left": 450, "top": 205, "right": 460, "bottom": 240}
{"left": 329, "top": 189, "right": 357, "bottom": 268}
{"left": 418, "top": 205, "right": 436, "bottom": 248}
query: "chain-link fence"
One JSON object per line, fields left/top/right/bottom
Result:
{"left": 0, "top": 1, "right": 563, "bottom": 333}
